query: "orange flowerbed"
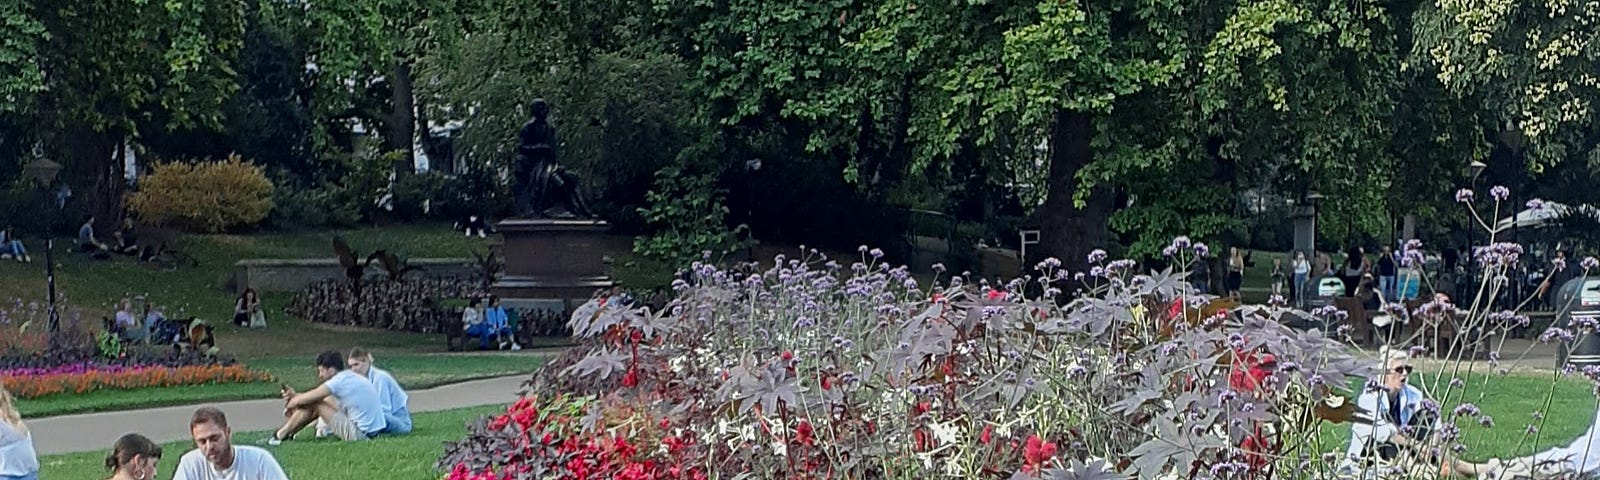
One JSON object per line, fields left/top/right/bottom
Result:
{"left": 0, "top": 364, "right": 273, "bottom": 399}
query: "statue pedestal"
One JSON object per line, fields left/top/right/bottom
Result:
{"left": 491, "top": 219, "right": 616, "bottom": 301}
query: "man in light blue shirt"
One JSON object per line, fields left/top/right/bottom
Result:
{"left": 347, "top": 347, "right": 412, "bottom": 434}
{"left": 265, "top": 350, "right": 386, "bottom": 444}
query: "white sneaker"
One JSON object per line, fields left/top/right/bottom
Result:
{"left": 314, "top": 418, "right": 330, "bottom": 438}
{"left": 510, "top": 343, "right": 522, "bottom": 351}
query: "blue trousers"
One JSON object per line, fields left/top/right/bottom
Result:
{"left": 465, "top": 323, "right": 512, "bottom": 348}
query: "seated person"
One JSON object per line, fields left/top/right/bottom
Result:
{"left": 0, "top": 227, "right": 29, "bottom": 263}
{"left": 144, "top": 304, "right": 176, "bottom": 345}
{"left": 114, "top": 298, "right": 148, "bottom": 344}
{"left": 265, "top": 351, "right": 386, "bottom": 444}
{"left": 481, "top": 296, "right": 520, "bottom": 351}
{"left": 77, "top": 216, "right": 109, "bottom": 259}
{"left": 347, "top": 348, "right": 412, "bottom": 434}
{"left": 174, "top": 407, "right": 287, "bottom": 480}
{"left": 110, "top": 219, "right": 139, "bottom": 255}
{"left": 1340, "top": 350, "right": 1439, "bottom": 473}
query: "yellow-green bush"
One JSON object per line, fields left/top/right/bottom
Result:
{"left": 126, "top": 154, "right": 274, "bottom": 232}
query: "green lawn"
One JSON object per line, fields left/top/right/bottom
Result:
{"left": 0, "top": 221, "right": 493, "bottom": 335}
{"left": 1313, "top": 372, "right": 1597, "bottom": 462}
{"left": 17, "top": 353, "right": 550, "bottom": 418}
{"left": 2, "top": 223, "right": 563, "bottom": 417}
{"left": 37, "top": 405, "right": 501, "bottom": 480}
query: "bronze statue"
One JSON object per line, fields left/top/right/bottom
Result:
{"left": 513, "top": 99, "right": 594, "bottom": 219}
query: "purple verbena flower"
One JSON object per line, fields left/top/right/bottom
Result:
{"left": 1585, "top": 257, "right": 1600, "bottom": 271}
{"left": 1456, "top": 188, "right": 1475, "bottom": 203}
{"left": 1490, "top": 185, "right": 1510, "bottom": 201}
{"left": 1453, "top": 403, "right": 1481, "bottom": 417}
{"left": 1528, "top": 198, "right": 1546, "bottom": 210}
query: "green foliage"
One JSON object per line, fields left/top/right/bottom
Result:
{"left": 126, "top": 155, "right": 275, "bottom": 233}
{"left": 632, "top": 165, "right": 749, "bottom": 267}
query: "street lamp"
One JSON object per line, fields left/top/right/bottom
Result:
{"left": 24, "top": 154, "right": 62, "bottom": 333}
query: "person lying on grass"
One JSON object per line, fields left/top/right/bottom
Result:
{"left": 347, "top": 347, "right": 412, "bottom": 435}
{"left": 1436, "top": 401, "right": 1600, "bottom": 478}
{"left": 174, "top": 407, "right": 287, "bottom": 480}
{"left": 265, "top": 351, "right": 386, "bottom": 445}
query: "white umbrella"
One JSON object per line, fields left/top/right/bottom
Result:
{"left": 1493, "top": 202, "right": 1600, "bottom": 230}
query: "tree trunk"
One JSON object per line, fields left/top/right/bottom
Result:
{"left": 386, "top": 59, "right": 417, "bottom": 174}
{"left": 1038, "top": 109, "right": 1116, "bottom": 274}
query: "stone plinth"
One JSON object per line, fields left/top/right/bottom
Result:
{"left": 491, "top": 219, "right": 616, "bottom": 301}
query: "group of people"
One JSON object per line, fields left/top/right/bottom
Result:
{"left": 1339, "top": 349, "right": 1600, "bottom": 478}
{"left": 0, "top": 347, "right": 411, "bottom": 480}
{"left": 460, "top": 296, "right": 522, "bottom": 351}
{"left": 110, "top": 297, "right": 184, "bottom": 346}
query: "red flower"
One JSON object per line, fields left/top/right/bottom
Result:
{"left": 513, "top": 407, "right": 539, "bottom": 430}
{"left": 912, "top": 401, "right": 931, "bottom": 417}
{"left": 794, "top": 420, "right": 815, "bottom": 447}
{"left": 622, "top": 368, "right": 639, "bottom": 388}
{"left": 931, "top": 293, "right": 945, "bottom": 303}
{"left": 630, "top": 329, "right": 644, "bottom": 342}
{"left": 979, "top": 424, "right": 993, "bottom": 444}
{"left": 986, "top": 289, "right": 1006, "bottom": 301}
{"left": 820, "top": 375, "right": 833, "bottom": 391}
{"left": 488, "top": 414, "right": 512, "bottom": 431}
{"left": 781, "top": 350, "right": 794, "bottom": 361}
{"left": 448, "top": 463, "right": 471, "bottom": 480}
{"left": 1023, "top": 435, "right": 1058, "bottom": 468}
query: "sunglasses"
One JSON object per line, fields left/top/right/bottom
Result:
{"left": 1390, "top": 365, "right": 1414, "bottom": 375}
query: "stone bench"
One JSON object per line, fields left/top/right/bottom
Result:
{"left": 232, "top": 258, "right": 477, "bottom": 294}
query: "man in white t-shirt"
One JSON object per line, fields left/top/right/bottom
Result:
{"left": 174, "top": 407, "right": 288, "bottom": 480}
{"left": 347, "top": 347, "right": 412, "bottom": 434}
{"left": 265, "top": 351, "right": 387, "bottom": 444}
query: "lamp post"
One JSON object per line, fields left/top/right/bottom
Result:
{"left": 24, "top": 154, "right": 62, "bottom": 333}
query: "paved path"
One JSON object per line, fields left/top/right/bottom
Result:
{"left": 29, "top": 374, "right": 528, "bottom": 456}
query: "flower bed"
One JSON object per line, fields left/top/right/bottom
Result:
{"left": 0, "top": 363, "right": 271, "bottom": 399}
{"left": 441, "top": 241, "right": 1390, "bottom": 479}
{"left": 287, "top": 277, "right": 487, "bottom": 332}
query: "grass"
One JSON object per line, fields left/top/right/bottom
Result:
{"left": 16, "top": 353, "right": 549, "bottom": 418}
{"left": 0, "top": 221, "right": 494, "bottom": 337}
{"left": 36, "top": 405, "right": 502, "bottom": 480}
{"left": 1313, "top": 372, "right": 1597, "bottom": 462}
{"left": 1, "top": 222, "right": 562, "bottom": 417}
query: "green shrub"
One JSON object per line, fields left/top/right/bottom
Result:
{"left": 632, "top": 165, "right": 749, "bottom": 267}
{"left": 126, "top": 154, "right": 274, "bottom": 232}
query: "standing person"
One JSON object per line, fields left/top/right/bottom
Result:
{"left": 1292, "top": 251, "right": 1311, "bottom": 306}
{"left": 1189, "top": 255, "right": 1211, "bottom": 295}
{"left": 1377, "top": 246, "right": 1398, "bottom": 301}
{"left": 265, "top": 351, "right": 386, "bottom": 444}
{"left": 0, "top": 384, "right": 39, "bottom": 480}
{"left": 0, "top": 227, "right": 28, "bottom": 263}
{"left": 347, "top": 348, "right": 412, "bottom": 434}
{"left": 173, "top": 407, "right": 287, "bottom": 480}
{"left": 1227, "top": 247, "right": 1246, "bottom": 299}
{"left": 234, "top": 289, "right": 265, "bottom": 329}
{"left": 1270, "top": 258, "right": 1287, "bottom": 298}
{"left": 481, "top": 297, "right": 521, "bottom": 351}
{"left": 103, "top": 433, "right": 163, "bottom": 480}
{"left": 1342, "top": 246, "right": 1368, "bottom": 297}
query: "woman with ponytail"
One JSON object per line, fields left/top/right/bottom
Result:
{"left": 0, "top": 384, "right": 39, "bottom": 480}
{"left": 104, "top": 433, "right": 163, "bottom": 480}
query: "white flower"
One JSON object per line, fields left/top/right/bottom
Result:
{"left": 929, "top": 420, "right": 960, "bottom": 445}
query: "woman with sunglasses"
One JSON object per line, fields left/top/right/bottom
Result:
{"left": 1340, "top": 349, "right": 1438, "bottom": 473}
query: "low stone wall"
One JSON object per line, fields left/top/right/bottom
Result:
{"left": 233, "top": 258, "right": 478, "bottom": 293}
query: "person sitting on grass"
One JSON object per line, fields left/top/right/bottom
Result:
{"left": 234, "top": 289, "right": 265, "bottom": 329}
{"left": 103, "top": 433, "right": 162, "bottom": 480}
{"left": 173, "top": 407, "right": 287, "bottom": 480}
{"left": 348, "top": 347, "right": 412, "bottom": 434}
{"left": 115, "top": 298, "right": 149, "bottom": 344}
{"left": 0, "top": 227, "right": 29, "bottom": 263}
{"left": 0, "top": 383, "right": 39, "bottom": 480}
{"left": 78, "top": 216, "right": 111, "bottom": 260}
{"left": 1438, "top": 399, "right": 1600, "bottom": 478}
{"left": 1339, "top": 349, "right": 1439, "bottom": 476}
{"left": 482, "top": 296, "right": 521, "bottom": 351}
{"left": 265, "top": 351, "right": 386, "bottom": 445}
